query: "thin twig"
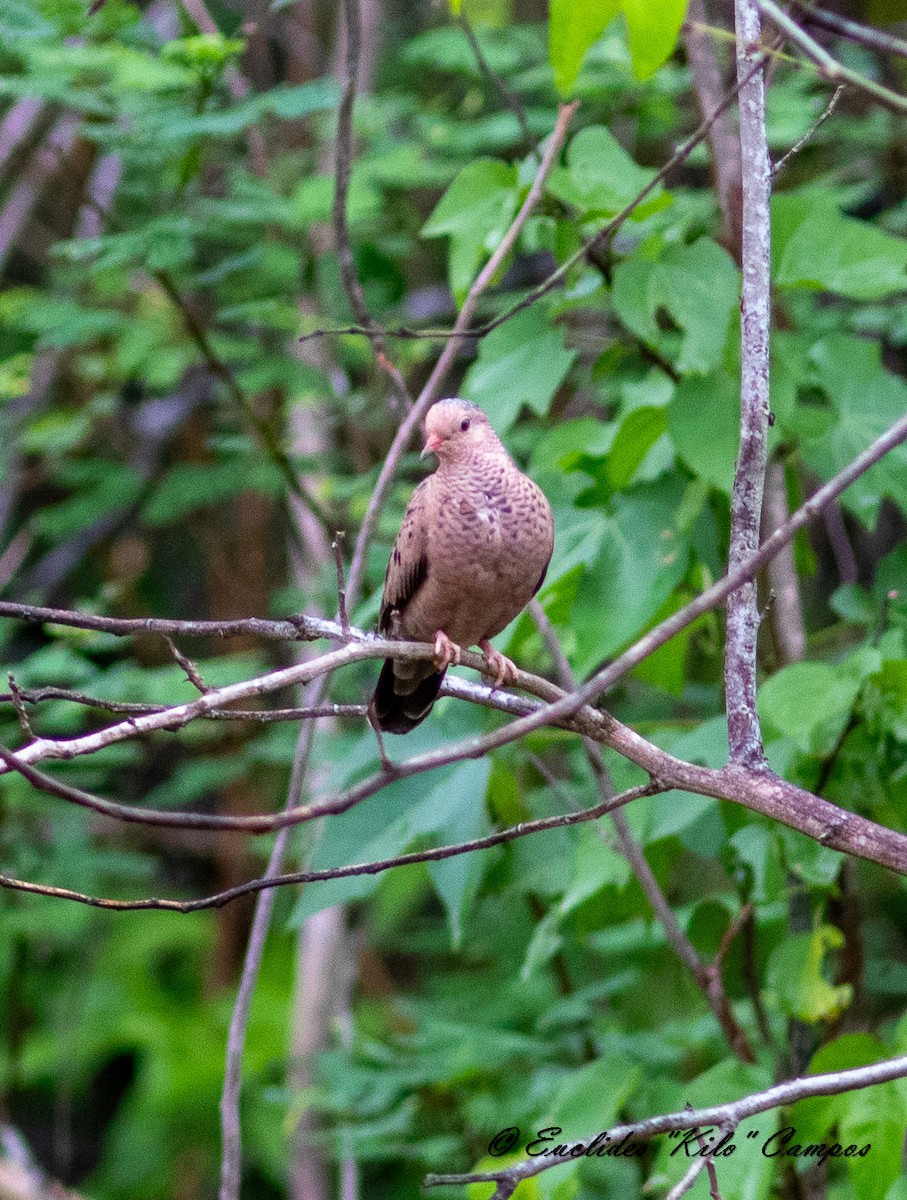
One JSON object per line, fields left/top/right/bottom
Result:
{"left": 792, "top": 1, "right": 907, "bottom": 62}
{"left": 218, "top": 722, "right": 315, "bottom": 1200}
{"left": 332, "top": 532, "right": 350, "bottom": 636}
{"left": 758, "top": 0, "right": 907, "bottom": 112}
{"left": 164, "top": 636, "right": 210, "bottom": 694}
{"left": 461, "top": 16, "right": 540, "bottom": 159}
{"left": 423, "top": 1055, "right": 907, "bottom": 1192}
{"left": 772, "top": 83, "right": 845, "bottom": 176}
{"left": 153, "top": 270, "right": 332, "bottom": 531}
{"left": 332, "top": 0, "right": 411, "bottom": 407}
{"left": 343, "top": 99, "right": 578, "bottom": 608}
{"left": 0, "top": 782, "right": 658, "bottom": 912}
{"left": 532, "top": 601, "right": 756, "bottom": 1063}
{"left": 300, "top": 55, "right": 768, "bottom": 352}
{"left": 684, "top": 0, "right": 743, "bottom": 257}
{"left": 7, "top": 675, "right": 33, "bottom": 740}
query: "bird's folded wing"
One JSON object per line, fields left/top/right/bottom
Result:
{"left": 379, "top": 477, "right": 430, "bottom": 635}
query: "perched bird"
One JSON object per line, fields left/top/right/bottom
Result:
{"left": 370, "top": 399, "right": 554, "bottom": 734}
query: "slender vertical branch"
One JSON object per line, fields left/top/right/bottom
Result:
{"left": 726, "top": 0, "right": 771, "bottom": 768}
{"left": 762, "top": 457, "right": 806, "bottom": 666}
{"left": 333, "top": 0, "right": 411, "bottom": 407}
{"left": 684, "top": 0, "right": 742, "bottom": 257}
{"left": 218, "top": 725, "right": 317, "bottom": 1200}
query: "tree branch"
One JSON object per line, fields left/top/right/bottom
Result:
{"left": 332, "top": 0, "right": 411, "bottom": 407}
{"left": 423, "top": 1054, "right": 907, "bottom": 1194}
{"left": 758, "top": 0, "right": 907, "bottom": 113}
{"left": 0, "top": 781, "right": 658, "bottom": 912}
{"left": 532, "top": 601, "right": 756, "bottom": 1063}
{"left": 726, "top": 0, "right": 772, "bottom": 767}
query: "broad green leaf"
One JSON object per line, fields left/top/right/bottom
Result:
{"left": 797, "top": 336, "right": 907, "bottom": 526}
{"left": 422, "top": 158, "right": 517, "bottom": 302}
{"left": 541, "top": 1053, "right": 640, "bottom": 1132}
{"left": 462, "top": 307, "right": 576, "bottom": 430}
{"left": 774, "top": 192, "right": 907, "bottom": 300}
{"left": 550, "top": 124, "right": 662, "bottom": 216}
{"left": 607, "top": 406, "right": 668, "bottom": 489}
{"left": 668, "top": 371, "right": 740, "bottom": 493}
{"left": 792, "top": 1035, "right": 905, "bottom": 1200}
{"left": 426, "top": 758, "right": 493, "bottom": 946}
{"left": 612, "top": 238, "right": 739, "bottom": 375}
{"left": 549, "top": 0, "right": 619, "bottom": 94}
{"left": 142, "top": 461, "right": 284, "bottom": 525}
{"left": 767, "top": 926, "right": 853, "bottom": 1022}
{"left": 572, "top": 477, "right": 692, "bottom": 674}
{"left": 621, "top": 0, "right": 689, "bottom": 80}
{"left": 549, "top": 0, "right": 688, "bottom": 91}
{"left": 34, "top": 464, "right": 144, "bottom": 539}
{"left": 758, "top": 661, "right": 861, "bottom": 756}
{"left": 650, "top": 1060, "right": 776, "bottom": 1200}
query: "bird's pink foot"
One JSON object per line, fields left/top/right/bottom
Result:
{"left": 479, "top": 639, "right": 518, "bottom": 688}
{"left": 433, "top": 630, "right": 462, "bottom": 672}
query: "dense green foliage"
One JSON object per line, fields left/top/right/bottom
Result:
{"left": 1, "top": 2, "right": 907, "bottom": 1198}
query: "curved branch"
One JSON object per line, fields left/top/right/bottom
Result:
{"left": 0, "top": 781, "right": 659, "bottom": 911}
{"left": 424, "top": 1054, "right": 907, "bottom": 1193}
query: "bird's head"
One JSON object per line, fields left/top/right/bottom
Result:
{"left": 422, "top": 399, "right": 495, "bottom": 462}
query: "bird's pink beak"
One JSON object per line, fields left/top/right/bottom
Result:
{"left": 421, "top": 432, "right": 443, "bottom": 458}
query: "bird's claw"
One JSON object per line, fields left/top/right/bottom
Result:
{"left": 479, "top": 639, "right": 518, "bottom": 689}
{"left": 433, "top": 630, "right": 462, "bottom": 672}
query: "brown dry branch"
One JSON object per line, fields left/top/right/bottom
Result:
{"left": 331, "top": 0, "right": 411, "bottom": 407}
{"left": 0, "top": 781, "right": 659, "bottom": 913}
{"left": 684, "top": 0, "right": 743, "bottom": 256}
{"left": 423, "top": 1053, "right": 907, "bottom": 1196}
{"left": 2, "top": 404, "right": 907, "bottom": 867}
{"left": 726, "top": 0, "right": 771, "bottom": 767}
{"left": 0, "top": 627, "right": 906, "bottom": 870}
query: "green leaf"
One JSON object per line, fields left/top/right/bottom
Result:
{"left": 549, "top": 0, "right": 688, "bottom": 91}
{"left": 607, "top": 405, "right": 668, "bottom": 489}
{"left": 774, "top": 192, "right": 907, "bottom": 300}
{"left": 551, "top": 124, "right": 661, "bottom": 216}
{"left": 767, "top": 926, "right": 853, "bottom": 1022}
{"left": 668, "top": 371, "right": 740, "bottom": 493}
{"left": 797, "top": 335, "right": 907, "bottom": 527}
{"left": 549, "top": 0, "right": 619, "bottom": 94}
{"left": 612, "top": 238, "right": 739, "bottom": 375}
{"left": 34, "top": 464, "right": 144, "bottom": 540}
{"left": 426, "top": 758, "right": 492, "bottom": 946}
{"left": 422, "top": 158, "right": 517, "bottom": 303}
{"left": 462, "top": 307, "right": 576, "bottom": 430}
{"left": 620, "top": 0, "right": 689, "bottom": 80}
{"left": 792, "top": 1035, "right": 905, "bottom": 1200}
{"left": 758, "top": 661, "right": 861, "bottom": 755}
{"left": 651, "top": 1060, "right": 776, "bottom": 1200}
{"left": 572, "top": 477, "right": 692, "bottom": 673}
{"left": 142, "top": 461, "right": 284, "bottom": 525}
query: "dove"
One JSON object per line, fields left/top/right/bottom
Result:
{"left": 369, "top": 399, "right": 554, "bottom": 733}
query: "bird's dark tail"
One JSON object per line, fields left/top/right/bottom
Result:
{"left": 369, "top": 658, "right": 445, "bottom": 734}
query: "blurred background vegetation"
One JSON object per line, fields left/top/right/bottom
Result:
{"left": 1, "top": 1, "right": 907, "bottom": 1198}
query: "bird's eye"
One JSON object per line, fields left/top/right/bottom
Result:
{"left": 460, "top": 417, "right": 471, "bottom": 432}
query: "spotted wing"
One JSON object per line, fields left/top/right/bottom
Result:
{"left": 378, "top": 478, "right": 430, "bottom": 635}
